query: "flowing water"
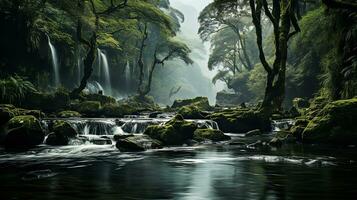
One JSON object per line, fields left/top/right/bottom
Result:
{"left": 96, "top": 49, "right": 112, "bottom": 95}
{"left": 0, "top": 118, "right": 356, "bottom": 200}
{"left": 47, "top": 36, "right": 60, "bottom": 87}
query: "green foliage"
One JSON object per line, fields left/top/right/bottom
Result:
{"left": 0, "top": 76, "right": 37, "bottom": 105}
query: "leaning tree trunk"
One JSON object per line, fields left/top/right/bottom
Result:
{"left": 139, "top": 60, "right": 157, "bottom": 98}
{"left": 71, "top": 33, "right": 97, "bottom": 97}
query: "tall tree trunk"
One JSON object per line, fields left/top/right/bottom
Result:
{"left": 137, "top": 24, "right": 148, "bottom": 94}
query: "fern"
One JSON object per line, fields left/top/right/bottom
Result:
{"left": 0, "top": 75, "right": 37, "bottom": 105}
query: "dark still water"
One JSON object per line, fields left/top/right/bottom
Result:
{"left": 0, "top": 144, "right": 356, "bottom": 200}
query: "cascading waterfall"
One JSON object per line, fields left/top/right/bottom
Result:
{"left": 47, "top": 36, "right": 60, "bottom": 87}
{"left": 100, "top": 51, "right": 112, "bottom": 96}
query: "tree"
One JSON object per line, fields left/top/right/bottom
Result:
{"left": 138, "top": 36, "right": 193, "bottom": 97}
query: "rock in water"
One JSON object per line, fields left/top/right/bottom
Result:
{"left": 193, "top": 129, "right": 230, "bottom": 142}
{"left": 209, "top": 109, "right": 271, "bottom": 133}
{"left": 144, "top": 115, "right": 197, "bottom": 145}
{"left": 116, "top": 135, "right": 162, "bottom": 152}
{"left": 45, "top": 120, "right": 78, "bottom": 146}
{"left": 5, "top": 115, "right": 45, "bottom": 148}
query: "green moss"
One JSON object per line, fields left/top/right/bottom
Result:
{"left": 302, "top": 98, "right": 357, "bottom": 144}
{"left": 52, "top": 120, "right": 77, "bottom": 138}
{"left": 84, "top": 94, "right": 116, "bottom": 105}
{"left": 209, "top": 109, "right": 271, "bottom": 133}
{"left": 172, "top": 97, "right": 211, "bottom": 110}
{"left": 76, "top": 101, "right": 102, "bottom": 116}
{"left": 193, "top": 129, "right": 230, "bottom": 142}
{"left": 58, "top": 110, "right": 81, "bottom": 118}
{"left": 178, "top": 105, "right": 204, "bottom": 119}
{"left": 5, "top": 115, "right": 45, "bottom": 148}
{"left": 145, "top": 115, "right": 197, "bottom": 145}
{"left": 102, "top": 103, "right": 137, "bottom": 117}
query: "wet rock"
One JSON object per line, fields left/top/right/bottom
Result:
{"left": 172, "top": 97, "right": 211, "bottom": 110}
{"left": 245, "top": 129, "right": 262, "bottom": 137}
{"left": 58, "top": 110, "right": 81, "bottom": 118}
{"left": 302, "top": 98, "right": 357, "bottom": 145}
{"left": 113, "top": 134, "right": 134, "bottom": 141}
{"left": 269, "top": 131, "right": 295, "bottom": 148}
{"left": 209, "top": 109, "right": 271, "bottom": 133}
{"left": 116, "top": 135, "right": 162, "bottom": 152}
{"left": 144, "top": 115, "right": 197, "bottom": 145}
{"left": 4, "top": 115, "right": 45, "bottom": 148}
{"left": 193, "top": 129, "right": 230, "bottom": 142}
{"left": 52, "top": 120, "right": 77, "bottom": 138}
{"left": 45, "top": 132, "right": 69, "bottom": 146}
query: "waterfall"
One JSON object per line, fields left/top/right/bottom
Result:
{"left": 97, "top": 49, "right": 112, "bottom": 96}
{"left": 125, "top": 61, "right": 131, "bottom": 90}
{"left": 76, "top": 48, "right": 83, "bottom": 85}
{"left": 47, "top": 36, "right": 60, "bottom": 87}
{"left": 100, "top": 51, "right": 112, "bottom": 96}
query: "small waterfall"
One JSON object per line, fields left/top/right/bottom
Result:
{"left": 47, "top": 36, "right": 60, "bottom": 87}
{"left": 85, "top": 81, "right": 104, "bottom": 94}
{"left": 272, "top": 119, "right": 295, "bottom": 132}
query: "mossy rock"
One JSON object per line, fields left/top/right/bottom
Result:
{"left": 302, "top": 98, "right": 357, "bottom": 145}
{"left": 209, "top": 109, "right": 271, "bottom": 133}
{"left": 58, "top": 110, "right": 82, "bottom": 118}
{"left": 172, "top": 97, "right": 211, "bottom": 111}
{"left": 84, "top": 94, "right": 116, "bottom": 105}
{"left": 5, "top": 115, "right": 45, "bottom": 148}
{"left": 102, "top": 103, "right": 138, "bottom": 117}
{"left": 178, "top": 105, "right": 204, "bottom": 119}
{"left": 118, "top": 95, "right": 160, "bottom": 112}
{"left": 193, "top": 129, "right": 230, "bottom": 142}
{"left": 76, "top": 101, "right": 102, "bottom": 116}
{"left": 144, "top": 115, "right": 197, "bottom": 145}
{"left": 52, "top": 120, "right": 77, "bottom": 138}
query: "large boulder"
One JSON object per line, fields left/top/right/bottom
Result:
{"left": 4, "top": 115, "right": 45, "bottom": 148}
{"left": 302, "top": 98, "right": 357, "bottom": 145}
{"left": 115, "top": 135, "right": 162, "bottom": 152}
{"left": 171, "top": 97, "right": 211, "bottom": 110}
{"left": 144, "top": 115, "right": 197, "bottom": 145}
{"left": 216, "top": 91, "right": 249, "bottom": 106}
{"left": 193, "top": 129, "right": 230, "bottom": 142}
{"left": 45, "top": 120, "right": 78, "bottom": 146}
{"left": 209, "top": 109, "right": 271, "bottom": 133}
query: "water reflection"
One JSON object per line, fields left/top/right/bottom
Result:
{"left": 0, "top": 145, "right": 356, "bottom": 199}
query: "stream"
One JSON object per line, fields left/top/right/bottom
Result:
{"left": 0, "top": 117, "right": 356, "bottom": 199}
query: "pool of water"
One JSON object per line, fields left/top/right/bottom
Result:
{"left": 0, "top": 144, "right": 356, "bottom": 200}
